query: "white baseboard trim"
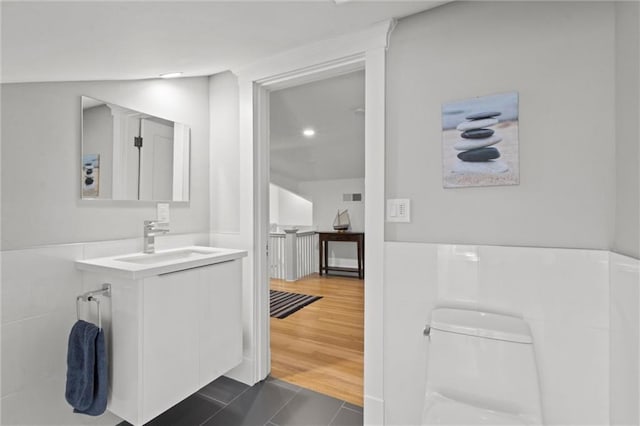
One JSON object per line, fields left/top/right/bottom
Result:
{"left": 225, "top": 356, "right": 259, "bottom": 386}
{"left": 364, "top": 395, "right": 385, "bottom": 425}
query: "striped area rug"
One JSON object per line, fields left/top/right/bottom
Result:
{"left": 270, "top": 290, "right": 322, "bottom": 319}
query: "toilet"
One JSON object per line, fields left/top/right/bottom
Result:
{"left": 422, "top": 308, "right": 543, "bottom": 425}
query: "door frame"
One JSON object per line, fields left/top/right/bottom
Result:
{"left": 233, "top": 19, "right": 395, "bottom": 424}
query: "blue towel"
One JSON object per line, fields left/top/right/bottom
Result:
{"left": 65, "top": 320, "right": 108, "bottom": 416}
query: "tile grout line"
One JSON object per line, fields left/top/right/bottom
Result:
{"left": 326, "top": 401, "right": 345, "bottom": 426}
{"left": 2, "top": 309, "right": 72, "bottom": 326}
{"left": 196, "top": 392, "right": 233, "bottom": 407}
{"left": 221, "top": 383, "right": 252, "bottom": 406}
{"left": 264, "top": 384, "right": 302, "bottom": 426}
{"left": 340, "top": 404, "right": 363, "bottom": 414}
{"left": 195, "top": 401, "right": 226, "bottom": 426}
{"left": 198, "top": 403, "right": 227, "bottom": 425}
{"left": 198, "top": 383, "right": 253, "bottom": 426}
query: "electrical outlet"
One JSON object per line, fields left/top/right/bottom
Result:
{"left": 157, "top": 203, "right": 170, "bottom": 223}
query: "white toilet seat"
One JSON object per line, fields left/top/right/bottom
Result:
{"left": 423, "top": 394, "right": 531, "bottom": 425}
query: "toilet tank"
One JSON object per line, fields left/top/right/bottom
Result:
{"left": 425, "top": 308, "right": 542, "bottom": 422}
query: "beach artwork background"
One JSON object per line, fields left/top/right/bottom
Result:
{"left": 442, "top": 92, "right": 519, "bottom": 188}
{"left": 82, "top": 153, "right": 100, "bottom": 198}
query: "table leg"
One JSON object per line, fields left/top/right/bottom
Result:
{"left": 319, "top": 240, "right": 323, "bottom": 276}
{"left": 362, "top": 236, "right": 365, "bottom": 279}
{"left": 323, "top": 240, "right": 329, "bottom": 276}
{"left": 357, "top": 239, "right": 362, "bottom": 279}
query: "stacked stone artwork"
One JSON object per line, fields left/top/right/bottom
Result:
{"left": 453, "top": 111, "right": 509, "bottom": 174}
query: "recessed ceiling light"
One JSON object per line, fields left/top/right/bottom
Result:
{"left": 303, "top": 128, "right": 316, "bottom": 137}
{"left": 160, "top": 72, "right": 183, "bottom": 79}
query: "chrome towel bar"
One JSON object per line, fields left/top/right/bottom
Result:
{"left": 76, "top": 284, "right": 111, "bottom": 330}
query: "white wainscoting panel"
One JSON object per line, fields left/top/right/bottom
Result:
{"left": 383, "top": 242, "right": 438, "bottom": 426}
{"left": 2, "top": 377, "right": 120, "bottom": 426}
{"left": 384, "top": 242, "right": 611, "bottom": 425}
{"left": 1, "top": 245, "right": 84, "bottom": 325}
{"left": 1, "top": 233, "right": 207, "bottom": 425}
{"left": 1, "top": 244, "right": 83, "bottom": 401}
{"left": 2, "top": 238, "right": 634, "bottom": 425}
{"left": 610, "top": 252, "right": 640, "bottom": 425}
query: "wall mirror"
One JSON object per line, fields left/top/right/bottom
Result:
{"left": 81, "top": 96, "right": 190, "bottom": 201}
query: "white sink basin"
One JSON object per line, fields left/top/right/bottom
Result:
{"left": 116, "top": 248, "right": 222, "bottom": 264}
{"left": 76, "top": 246, "right": 247, "bottom": 279}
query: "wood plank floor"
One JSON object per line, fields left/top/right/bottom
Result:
{"left": 270, "top": 274, "right": 364, "bottom": 406}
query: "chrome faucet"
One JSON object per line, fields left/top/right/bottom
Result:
{"left": 143, "top": 220, "right": 170, "bottom": 254}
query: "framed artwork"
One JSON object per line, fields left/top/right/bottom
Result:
{"left": 82, "top": 153, "right": 100, "bottom": 198}
{"left": 442, "top": 91, "right": 519, "bottom": 188}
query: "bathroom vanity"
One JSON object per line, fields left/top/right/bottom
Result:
{"left": 76, "top": 246, "right": 247, "bottom": 426}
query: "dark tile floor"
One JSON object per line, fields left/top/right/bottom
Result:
{"left": 116, "top": 376, "right": 363, "bottom": 426}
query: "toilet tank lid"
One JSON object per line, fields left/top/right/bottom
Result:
{"left": 430, "top": 308, "right": 533, "bottom": 343}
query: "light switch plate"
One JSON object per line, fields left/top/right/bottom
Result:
{"left": 387, "top": 199, "right": 411, "bottom": 223}
{"left": 157, "top": 203, "right": 170, "bottom": 223}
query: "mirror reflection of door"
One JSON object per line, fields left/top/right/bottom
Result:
{"left": 124, "top": 115, "right": 141, "bottom": 200}
{"left": 81, "top": 96, "right": 191, "bottom": 201}
{"left": 140, "top": 118, "right": 174, "bottom": 201}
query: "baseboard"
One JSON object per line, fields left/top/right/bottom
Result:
{"left": 364, "top": 394, "right": 384, "bottom": 425}
{"left": 225, "top": 356, "right": 259, "bottom": 386}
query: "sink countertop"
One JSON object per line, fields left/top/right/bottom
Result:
{"left": 75, "top": 246, "right": 248, "bottom": 280}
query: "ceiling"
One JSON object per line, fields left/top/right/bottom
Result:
{"left": 270, "top": 70, "right": 364, "bottom": 183}
{"left": 2, "top": 1, "right": 446, "bottom": 185}
{"left": 0, "top": 1, "right": 445, "bottom": 84}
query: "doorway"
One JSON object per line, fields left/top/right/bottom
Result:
{"left": 237, "top": 22, "right": 392, "bottom": 423}
{"left": 267, "top": 70, "right": 366, "bottom": 405}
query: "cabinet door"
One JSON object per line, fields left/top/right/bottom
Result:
{"left": 198, "top": 260, "right": 243, "bottom": 386}
{"left": 142, "top": 269, "right": 200, "bottom": 423}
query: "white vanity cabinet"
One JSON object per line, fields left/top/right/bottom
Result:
{"left": 141, "top": 267, "right": 201, "bottom": 423}
{"left": 141, "top": 260, "right": 242, "bottom": 423}
{"left": 77, "top": 249, "right": 245, "bottom": 426}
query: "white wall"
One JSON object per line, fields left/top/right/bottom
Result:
{"left": 384, "top": 242, "right": 610, "bottom": 425}
{"left": 207, "top": 71, "right": 256, "bottom": 385}
{"left": 299, "top": 178, "right": 364, "bottom": 267}
{"left": 1, "top": 77, "right": 210, "bottom": 250}
{"left": 270, "top": 170, "right": 302, "bottom": 196}
{"left": 613, "top": 1, "right": 640, "bottom": 259}
{"left": 269, "top": 184, "right": 312, "bottom": 228}
{"left": 1, "top": 75, "right": 4, "bottom": 424}
{"left": 209, "top": 71, "right": 240, "bottom": 234}
{"left": 205, "top": 6, "right": 638, "bottom": 424}
{"left": 383, "top": 2, "right": 638, "bottom": 424}
{"left": 385, "top": 1, "right": 616, "bottom": 250}
{"left": 0, "top": 233, "right": 209, "bottom": 426}
{"left": 270, "top": 184, "right": 279, "bottom": 226}
{"left": 609, "top": 6, "right": 640, "bottom": 424}
{"left": 299, "top": 178, "right": 364, "bottom": 233}
{"left": 1, "top": 77, "right": 211, "bottom": 425}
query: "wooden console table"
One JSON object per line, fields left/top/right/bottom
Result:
{"left": 317, "top": 231, "right": 365, "bottom": 279}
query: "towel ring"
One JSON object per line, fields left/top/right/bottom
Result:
{"left": 76, "top": 284, "right": 111, "bottom": 330}
{"left": 76, "top": 296, "right": 102, "bottom": 329}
